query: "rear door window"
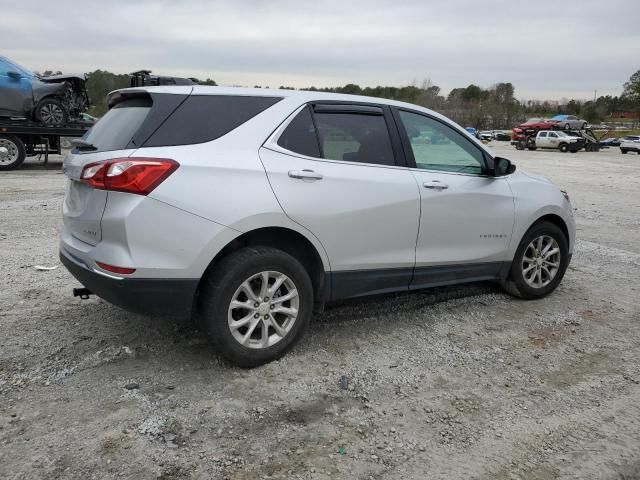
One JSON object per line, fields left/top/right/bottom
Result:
{"left": 277, "top": 106, "right": 321, "bottom": 158}
{"left": 313, "top": 111, "right": 395, "bottom": 166}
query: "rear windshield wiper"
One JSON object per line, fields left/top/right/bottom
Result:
{"left": 71, "top": 139, "right": 98, "bottom": 151}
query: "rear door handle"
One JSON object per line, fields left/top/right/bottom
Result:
{"left": 423, "top": 181, "right": 448, "bottom": 190}
{"left": 288, "top": 169, "right": 323, "bottom": 180}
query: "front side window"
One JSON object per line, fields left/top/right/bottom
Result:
{"left": 539, "top": 132, "right": 547, "bottom": 137}
{"left": 549, "top": 132, "right": 559, "bottom": 138}
{"left": 398, "top": 110, "right": 485, "bottom": 174}
{"left": 314, "top": 112, "right": 395, "bottom": 166}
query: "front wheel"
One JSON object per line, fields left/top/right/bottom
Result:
{"left": 502, "top": 221, "right": 569, "bottom": 299}
{"left": 35, "top": 97, "right": 67, "bottom": 125}
{"left": 559, "top": 143, "right": 569, "bottom": 152}
{"left": 0, "top": 134, "right": 26, "bottom": 171}
{"left": 198, "top": 246, "right": 313, "bottom": 367}
{"left": 621, "top": 149, "right": 628, "bottom": 154}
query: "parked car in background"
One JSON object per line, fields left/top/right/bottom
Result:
{"left": 547, "top": 115, "right": 588, "bottom": 130}
{"left": 534, "top": 130, "right": 583, "bottom": 152}
{"left": 518, "top": 118, "right": 554, "bottom": 130}
{"left": 620, "top": 136, "right": 640, "bottom": 154}
{"left": 478, "top": 130, "right": 492, "bottom": 141}
{"left": 492, "top": 130, "right": 511, "bottom": 141}
{"left": 464, "top": 127, "right": 478, "bottom": 138}
{"left": 0, "top": 56, "right": 89, "bottom": 125}
{"left": 59, "top": 86, "right": 575, "bottom": 366}
{"left": 598, "top": 137, "right": 621, "bottom": 147}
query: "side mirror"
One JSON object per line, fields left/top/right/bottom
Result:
{"left": 7, "top": 71, "right": 21, "bottom": 80}
{"left": 493, "top": 157, "right": 516, "bottom": 176}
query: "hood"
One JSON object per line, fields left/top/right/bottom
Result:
{"left": 518, "top": 170, "right": 553, "bottom": 185}
{"left": 40, "top": 74, "right": 86, "bottom": 83}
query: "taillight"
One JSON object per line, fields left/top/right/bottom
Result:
{"left": 80, "top": 158, "right": 179, "bottom": 195}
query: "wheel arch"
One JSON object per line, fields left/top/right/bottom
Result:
{"left": 197, "top": 226, "right": 329, "bottom": 306}
{"left": 530, "top": 214, "right": 570, "bottom": 244}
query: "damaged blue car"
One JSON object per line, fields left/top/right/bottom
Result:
{"left": 0, "top": 55, "right": 89, "bottom": 125}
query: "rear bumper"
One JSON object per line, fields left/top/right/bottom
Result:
{"left": 60, "top": 249, "right": 198, "bottom": 317}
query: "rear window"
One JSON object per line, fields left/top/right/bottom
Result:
{"left": 80, "top": 94, "right": 282, "bottom": 153}
{"left": 80, "top": 97, "right": 151, "bottom": 152}
{"left": 143, "top": 95, "right": 282, "bottom": 147}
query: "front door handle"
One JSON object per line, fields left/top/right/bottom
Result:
{"left": 288, "top": 169, "right": 323, "bottom": 180}
{"left": 423, "top": 181, "right": 449, "bottom": 190}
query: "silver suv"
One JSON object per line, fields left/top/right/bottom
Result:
{"left": 60, "top": 86, "right": 575, "bottom": 367}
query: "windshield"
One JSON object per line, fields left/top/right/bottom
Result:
{"left": 0, "top": 56, "right": 35, "bottom": 78}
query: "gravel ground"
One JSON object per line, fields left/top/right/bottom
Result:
{"left": 1, "top": 143, "right": 639, "bottom": 480}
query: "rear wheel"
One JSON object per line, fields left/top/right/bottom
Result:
{"left": 35, "top": 97, "right": 67, "bottom": 125}
{"left": 582, "top": 122, "right": 587, "bottom": 130}
{"left": 621, "top": 149, "right": 628, "bottom": 154}
{"left": 198, "top": 246, "right": 313, "bottom": 367}
{"left": 501, "top": 221, "right": 569, "bottom": 299}
{"left": 559, "top": 143, "right": 569, "bottom": 152}
{"left": 0, "top": 134, "right": 26, "bottom": 171}
{"left": 564, "top": 123, "right": 570, "bottom": 130}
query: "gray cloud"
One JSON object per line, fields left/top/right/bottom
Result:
{"left": 2, "top": 0, "right": 638, "bottom": 99}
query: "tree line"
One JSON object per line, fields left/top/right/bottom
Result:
{"left": 80, "top": 68, "right": 640, "bottom": 129}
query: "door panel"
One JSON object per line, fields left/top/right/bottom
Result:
{"left": 260, "top": 147, "right": 420, "bottom": 273}
{"left": 411, "top": 171, "right": 514, "bottom": 267}
{"left": 393, "top": 108, "right": 515, "bottom": 286}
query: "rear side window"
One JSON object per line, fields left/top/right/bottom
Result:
{"left": 81, "top": 97, "right": 152, "bottom": 152}
{"left": 144, "top": 95, "right": 282, "bottom": 147}
{"left": 277, "top": 107, "right": 321, "bottom": 158}
{"left": 314, "top": 112, "right": 395, "bottom": 166}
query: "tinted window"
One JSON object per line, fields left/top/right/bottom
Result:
{"left": 80, "top": 97, "right": 152, "bottom": 152}
{"left": 144, "top": 95, "right": 282, "bottom": 147}
{"left": 314, "top": 112, "right": 395, "bottom": 165}
{"left": 277, "top": 107, "right": 320, "bottom": 157}
{"left": 398, "top": 110, "right": 485, "bottom": 174}
{"left": 539, "top": 132, "right": 547, "bottom": 137}
{"left": 549, "top": 132, "right": 558, "bottom": 138}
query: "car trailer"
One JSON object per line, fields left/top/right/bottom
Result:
{"left": 0, "top": 120, "right": 92, "bottom": 171}
{"left": 512, "top": 125, "right": 602, "bottom": 152}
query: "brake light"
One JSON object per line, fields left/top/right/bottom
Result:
{"left": 95, "top": 261, "right": 136, "bottom": 275}
{"left": 80, "top": 158, "right": 179, "bottom": 195}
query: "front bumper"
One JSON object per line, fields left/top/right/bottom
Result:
{"left": 60, "top": 249, "right": 198, "bottom": 317}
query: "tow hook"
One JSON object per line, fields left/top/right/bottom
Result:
{"left": 73, "top": 288, "right": 92, "bottom": 300}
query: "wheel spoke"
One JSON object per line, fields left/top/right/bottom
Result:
{"left": 523, "top": 263, "right": 536, "bottom": 275}
{"left": 230, "top": 312, "right": 256, "bottom": 331}
{"left": 241, "top": 318, "right": 261, "bottom": 344}
{"left": 543, "top": 248, "right": 560, "bottom": 259}
{"left": 240, "top": 280, "right": 260, "bottom": 302}
{"left": 543, "top": 260, "right": 559, "bottom": 268}
{"left": 268, "top": 314, "right": 288, "bottom": 337}
{"left": 272, "top": 306, "right": 298, "bottom": 317}
{"left": 260, "top": 319, "right": 270, "bottom": 347}
{"left": 271, "top": 289, "right": 298, "bottom": 304}
{"left": 259, "top": 271, "right": 269, "bottom": 299}
{"left": 230, "top": 299, "right": 256, "bottom": 311}
{"left": 268, "top": 274, "right": 286, "bottom": 296}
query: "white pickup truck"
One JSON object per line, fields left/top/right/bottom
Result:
{"left": 620, "top": 135, "right": 640, "bottom": 154}
{"left": 533, "top": 130, "right": 583, "bottom": 152}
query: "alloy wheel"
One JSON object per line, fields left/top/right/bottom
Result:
{"left": 521, "top": 235, "right": 561, "bottom": 288}
{"left": 228, "top": 271, "right": 299, "bottom": 349}
{"left": 40, "top": 103, "right": 65, "bottom": 124}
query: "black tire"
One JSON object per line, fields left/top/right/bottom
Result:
{"left": 34, "top": 97, "right": 68, "bottom": 125}
{"left": 0, "top": 134, "right": 26, "bottom": 171}
{"left": 621, "top": 149, "right": 628, "bottom": 154}
{"left": 559, "top": 143, "right": 569, "bottom": 152}
{"left": 198, "top": 246, "right": 313, "bottom": 368}
{"left": 564, "top": 123, "right": 570, "bottom": 130}
{"left": 502, "top": 221, "right": 569, "bottom": 300}
{"left": 582, "top": 122, "right": 587, "bottom": 130}
{"left": 528, "top": 147, "right": 537, "bottom": 151}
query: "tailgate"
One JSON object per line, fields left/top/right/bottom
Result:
{"left": 62, "top": 149, "right": 138, "bottom": 246}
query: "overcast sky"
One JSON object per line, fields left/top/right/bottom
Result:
{"left": 2, "top": 0, "right": 638, "bottom": 101}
